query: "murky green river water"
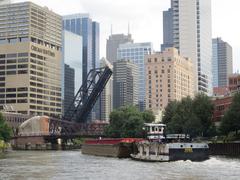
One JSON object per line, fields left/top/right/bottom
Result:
{"left": 0, "top": 151, "right": 240, "bottom": 180}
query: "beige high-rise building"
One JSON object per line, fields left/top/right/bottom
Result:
{"left": 0, "top": 2, "right": 62, "bottom": 117}
{"left": 145, "top": 48, "right": 194, "bottom": 116}
{"left": 99, "top": 58, "right": 113, "bottom": 121}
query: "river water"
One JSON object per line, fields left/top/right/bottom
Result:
{"left": 0, "top": 151, "right": 240, "bottom": 180}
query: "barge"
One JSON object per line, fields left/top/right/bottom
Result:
{"left": 81, "top": 138, "right": 141, "bottom": 158}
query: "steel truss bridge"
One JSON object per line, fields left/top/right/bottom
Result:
{"left": 53, "top": 63, "right": 113, "bottom": 137}
{"left": 14, "top": 61, "right": 113, "bottom": 139}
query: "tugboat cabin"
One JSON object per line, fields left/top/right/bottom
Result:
{"left": 143, "top": 123, "right": 166, "bottom": 141}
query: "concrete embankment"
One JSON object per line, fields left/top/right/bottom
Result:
{"left": 12, "top": 143, "right": 81, "bottom": 150}
{"left": 209, "top": 143, "right": 240, "bottom": 156}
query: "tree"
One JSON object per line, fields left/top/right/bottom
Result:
{"left": 162, "top": 96, "right": 213, "bottom": 138}
{"left": 104, "top": 106, "right": 155, "bottom": 138}
{"left": 192, "top": 93, "right": 215, "bottom": 137}
{"left": 0, "top": 112, "right": 12, "bottom": 142}
{"left": 220, "top": 93, "right": 240, "bottom": 135}
{"left": 142, "top": 110, "right": 155, "bottom": 123}
{"left": 162, "top": 100, "right": 179, "bottom": 125}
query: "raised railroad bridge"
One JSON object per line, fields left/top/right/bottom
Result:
{"left": 12, "top": 63, "right": 113, "bottom": 147}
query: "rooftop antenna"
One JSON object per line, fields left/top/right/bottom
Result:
{"left": 111, "top": 24, "right": 113, "bottom": 35}
{"left": 128, "top": 22, "right": 130, "bottom": 35}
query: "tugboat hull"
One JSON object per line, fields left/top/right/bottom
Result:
{"left": 168, "top": 143, "right": 209, "bottom": 161}
{"left": 131, "top": 142, "right": 209, "bottom": 162}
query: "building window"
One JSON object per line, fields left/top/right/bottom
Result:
{"left": 7, "top": 54, "right": 17, "bottom": 58}
{"left": 17, "top": 93, "right": 28, "bottom": 97}
{"left": 18, "top": 70, "right": 28, "bottom": 74}
{"left": 6, "top": 99, "right": 16, "bottom": 104}
{"left": 18, "top": 53, "right": 28, "bottom": 57}
{"left": 17, "top": 98, "right": 27, "bottom": 103}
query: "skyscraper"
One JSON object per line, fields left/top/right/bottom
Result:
{"left": 212, "top": 38, "right": 233, "bottom": 88}
{"left": 113, "top": 60, "right": 138, "bottom": 109}
{"left": 0, "top": 2, "right": 62, "bottom": 116}
{"left": 63, "top": 14, "right": 100, "bottom": 121}
{"left": 106, "top": 34, "right": 133, "bottom": 64}
{"left": 62, "top": 14, "right": 99, "bottom": 83}
{"left": 161, "top": 8, "right": 173, "bottom": 51}
{"left": 145, "top": 48, "right": 194, "bottom": 117}
{"left": 117, "top": 42, "right": 152, "bottom": 111}
{"left": 162, "top": 0, "right": 212, "bottom": 95}
{"left": 62, "top": 30, "right": 82, "bottom": 94}
{"left": 100, "top": 33, "right": 134, "bottom": 121}
{"left": 99, "top": 58, "right": 112, "bottom": 121}
{"left": 64, "top": 64, "right": 75, "bottom": 116}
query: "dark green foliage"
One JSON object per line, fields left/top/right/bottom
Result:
{"left": 163, "top": 94, "right": 215, "bottom": 138}
{"left": 0, "top": 112, "right": 12, "bottom": 142}
{"left": 162, "top": 100, "right": 179, "bottom": 125}
{"left": 220, "top": 93, "right": 240, "bottom": 135}
{"left": 192, "top": 93, "right": 215, "bottom": 137}
{"left": 104, "top": 106, "right": 155, "bottom": 138}
{"left": 141, "top": 110, "right": 155, "bottom": 123}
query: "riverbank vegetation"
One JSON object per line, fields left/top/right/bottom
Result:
{"left": 162, "top": 93, "right": 216, "bottom": 138}
{"left": 219, "top": 92, "right": 240, "bottom": 137}
{"left": 104, "top": 106, "right": 155, "bottom": 138}
{"left": 0, "top": 112, "right": 12, "bottom": 143}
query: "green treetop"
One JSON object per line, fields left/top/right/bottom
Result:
{"left": 220, "top": 92, "right": 240, "bottom": 135}
{"left": 104, "top": 106, "right": 155, "bottom": 138}
{"left": 0, "top": 112, "right": 12, "bottom": 142}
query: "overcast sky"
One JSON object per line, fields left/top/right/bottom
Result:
{"left": 13, "top": 0, "right": 240, "bottom": 72}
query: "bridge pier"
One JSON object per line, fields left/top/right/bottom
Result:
{"left": 11, "top": 136, "right": 82, "bottom": 150}
{"left": 12, "top": 136, "right": 61, "bottom": 150}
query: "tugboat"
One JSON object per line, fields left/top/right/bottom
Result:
{"left": 130, "top": 123, "right": 209, "bottom": 162}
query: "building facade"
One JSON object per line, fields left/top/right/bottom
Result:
{"left": 64, "top": 64, "right": 74, "bottom": 116}
{"left": 0, "top": 0, "right": 10, "bottom": 5}
{"left": 212, "top": 96, "right": 232, "bottom": 126}
{"left": 62, "top": 30, "right": 82, "bottom": 94}
{"left": 161, "top": 8, "right": 173, "bottom": 51}
{"left": 63, "top": 14, "right": 100, "bottom": 121}
{"left": 145, "top": 48, "right": 194, "bottom": 116}
{"left": 101, "top": 33, "right": 133, "bottom": 120}
{"left": 0, "top": 2, "right": 62, "bottom": 117}
{"left": 229, "top": 74, "right": 240, "bottom": 93}
{"left": 117, "top": 42, "right": 152, "bottom": 111}
{"left": 106, "top": 33, "right": 133, "bottom": 64}
{"left": 62, "top": 14, "right": 99, "bottom": 85}
{"left": 162, "top": 0, "right": 212, "bottom": 95}
{"left": 99, "top": 58, "right": 112, "bottom": 121}
{"left": 212, "top": 38, "right": 233, "bottom": 88}
{"left": 1, "top": 111, "right": 29, "bottom": 135}
{"left": 113, "top": 60, "right": 138, "bottom": 109}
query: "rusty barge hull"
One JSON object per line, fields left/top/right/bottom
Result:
{"left": 81, "top": 138, "right": 141, "bottom": 158}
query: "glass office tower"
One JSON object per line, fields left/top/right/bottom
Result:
{"left": 117, "top": 42, "right": 152, "bottom": 111}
